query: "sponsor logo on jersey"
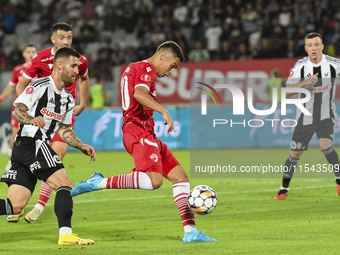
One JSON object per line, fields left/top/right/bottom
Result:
{"left": 141, "top": 74, "right": 151, "bottom": 82}
{"left": 150, "top": 153, "right": 158, "bottom": 162}
{"left": 48, "top": 63, "right": 53, "bottom": 69}
{"left": 41, "top": 108, "right": 63, "bottom": 120}
{"left": 30, "top": 161, "right": 42, "bottom": 172}
{"left": 151, "top": 91, "right": 157, "bottom": 97}
{"left": 289, "top": 70, "right": 294, "bottom": 77}
{"left": 26, "top": 86, "right": 34, "bottom": 94}
{"left": 314, "top": 83, "right": 332, "bottom": 93}
{"left": 146, "top": 67, "right": 152, "bottom": 72}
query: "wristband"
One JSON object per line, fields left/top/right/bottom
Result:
{"left": 0, "top": 98, "right": 3, "bottom": 104}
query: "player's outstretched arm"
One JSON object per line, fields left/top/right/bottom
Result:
{"left": 14, "top": 103, "right": 45, "bottom": 128}
{"left": 74, "top": 73, "right": 89, "bottom": 116}
{"left": 57, "top": 123, "right": 96, "bottom": 161}
{"left": 134, "top": 86, "right": 174, "bottom": 134}
{"left": 0, "top": 84, "right": 15, "bottom": 104}
{"left": 16, "top": 76, "right": 32, "bottom": 96}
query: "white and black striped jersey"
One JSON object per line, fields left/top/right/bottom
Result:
{"left": 14, "top": 76, "right": 75, "bottom": 142}
{"left": 286, "top": 54, "right": 340, "bottom": 125}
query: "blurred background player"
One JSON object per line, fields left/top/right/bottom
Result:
{"left": 89, "top": 76, "right": 107, "bottom": 109}
{"left": 1, "top": 47, "right": 95, "bottom": 245}
{"left": 268, "top": 68, "right": 285, "bottom": 102}
{"left": 275, "top": 32, "right": 340, "bottom": 200}
{"left": 71, "top": 41, "right": 216, "bottom": 243}
{"left": 13, "top": 22, "right": 89, "bottom": 223}
{"left": 0, "top": 44, "right": 37, "bottom": 182}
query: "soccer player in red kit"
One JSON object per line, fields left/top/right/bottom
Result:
{"left": 71, "top": 41, "right": 216, "bottom": 242}
{"left": 14, "top": 22, "right": 89, "bottom": 223}
{"left": 0, "top": 44, "right": 37, "bottom": 182}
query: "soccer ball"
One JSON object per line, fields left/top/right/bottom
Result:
{"left": 187, "top": 185, "right": 217, "bottom": 215}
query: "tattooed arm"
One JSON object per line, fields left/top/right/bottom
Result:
{"left": 14, "top": 103, "right": 45, "bottom": 128}
{"left": 57, "top": 123, "right": 96, "bottom": 161}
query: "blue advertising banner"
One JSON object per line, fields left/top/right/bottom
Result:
{"left": 71, "top": 107, "right": 190, "bottom": 151}
{"left": 3, "top": 105, "right": 340, "bottom": 153}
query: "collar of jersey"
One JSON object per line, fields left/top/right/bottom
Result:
{"left": 308, "top": 54, "right": 325, "bottom": 67}
{"left": 49, "top": 75, "right": 62, "bottom": 95}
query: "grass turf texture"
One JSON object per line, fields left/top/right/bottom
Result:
{"left": 0, "top": 148, "right": 340, "bottom": 254}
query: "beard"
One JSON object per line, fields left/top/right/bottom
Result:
{"left": 61, "top": 68, "right": 75, "bottom": 85}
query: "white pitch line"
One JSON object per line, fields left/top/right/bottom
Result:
{"left": 30, "top": 184, "right": 333, "bottom": 207}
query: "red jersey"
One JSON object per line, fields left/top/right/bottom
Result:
{"left": 23, "top": 47, "right": 88, "bottom": 102}
{"left": 121, "top": 61, "right": 157, "bottom": 131}
{"left": 9, "top": 63, "right": 27, "bottom": 100}
{"left": 10, "top": 63, "right": 30, "bottom": 128}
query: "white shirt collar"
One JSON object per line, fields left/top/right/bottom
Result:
{"left": 49, "top": 75, "right": 62, "bottom": 94}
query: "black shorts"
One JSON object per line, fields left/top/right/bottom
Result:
{"left": 1, "top": 137, "right": 64, "bottom": 194}
{"left": 290, "top": 118, "right": 334, "bottom": 151}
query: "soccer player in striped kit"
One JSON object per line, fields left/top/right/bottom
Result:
{"left": 275, "top": 32, "right": 340, "bottom": 200}
{"left": 0, "top": 44, "right": 37, "bottom": 183}
{"left": 71, "top": 41, "right": 216, "bottom": 242}
{"left": 1, "top": 47, "right": 96, "bottom": 245}
{"left": 13, "top": 22, "right": 89, "bottom": 223}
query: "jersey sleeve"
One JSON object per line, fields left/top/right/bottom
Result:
{"left": 133, "top": 64, "right": 156, "bottom": 91}
{"left": 336, "top": 63, "right": 340, "bottom": 77}
{"left": 13, "top": 84, "right": 45, "bottom": 110}
{"left": 23, "top": 54, "right": 40, "bottom": 79}
{"left": 286, "top": 62, "right": 302, "bottom": 85}
{"left": 79, "top": 55, "right": 88, "bottom": 77}
{"left": 9, "top": 67, "right": 19, "bottom": 86}
{"left": 61, "top": 92, "right": 75, "bottom": 125}
{"left": 61, "top": 107, "right": 74, "bottom": 125}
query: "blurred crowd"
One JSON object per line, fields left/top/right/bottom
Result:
{"left": 1, "top": 0, "right": 340, "bottom": 78}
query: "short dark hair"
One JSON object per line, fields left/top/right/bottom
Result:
{"left": 157, "top": 41, "right": 185, "bottom": 62}
{"left": 54, "top": 47, "right": 80, "bottom": 61}
{"left": 23, "top": 43, "right": 37, "bottom": 50}
{"left": 305, "top": 32, "right": 322, "bottom": 43}
{"left": 52, "top": 22, "right": 72, "bottom": 34}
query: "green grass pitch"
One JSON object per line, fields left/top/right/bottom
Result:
{"left": 0, "top": 147, "right": 340, "bottom": 254}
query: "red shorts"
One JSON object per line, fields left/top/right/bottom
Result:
{"left": 50, "top": 116, "right": 75, "bottom": 142}
{"left": 122, "top": 122, "right": 180, "bottom": 177}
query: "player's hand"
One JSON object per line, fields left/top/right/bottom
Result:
{"left": 80, "top": 144, "right": 96, "bottom": 161}
{"left": 304, "top": 73, "right": 318, "bottom": 87}
{"left": 74, "top": 104, "right": 86, "bottom": 116}
{"left": 163, "top": 110, "right": 174, "bottom": 134}
{"left": 31, "top": 116, "right": 45, "bottom": 128}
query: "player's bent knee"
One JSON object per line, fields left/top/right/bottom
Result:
{"left": 54, "top": 180, "right": 73, "bottom": 191}
{"left": 47, "top": 168, "right": 74, "bottom": 190}
{"left": 290, "top": 150, "right": 302, "bottom": 159}
{"left": 11, "top": 200, "right": 25, "bottom": 214}
{"left": 152, "top": 179, "right": 163, "bottom": 189}
{"left": 149, "top": 174, "right": 163, "bottom": 189}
